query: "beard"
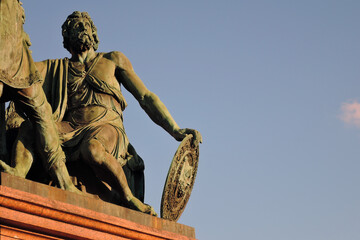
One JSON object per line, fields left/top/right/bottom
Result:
{"left": 69, "top": 32, "right": 94, "bottom": 53}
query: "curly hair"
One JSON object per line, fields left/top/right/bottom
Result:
{"left": 61, "top": 11, "right": 99, "bottom": 52}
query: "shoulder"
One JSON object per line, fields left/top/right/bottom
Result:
{"left": 103, "top": 51, "right": 133, "bottom": 71}
{"left": 34, "top": 59, "right": 53, "bottom": 74}
{"left": 35, "top": 58, "right": 67, "bottom": 73}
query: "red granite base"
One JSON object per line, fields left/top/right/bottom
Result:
{"left": 0, "top": 172, "right": 196, "bottom": 240}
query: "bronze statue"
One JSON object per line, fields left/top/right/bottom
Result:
{"left": 1, "top": 10, "right": 202, "bottom": 216}
{"left": 0, "top": 0, "right": 81, "bottom": 193}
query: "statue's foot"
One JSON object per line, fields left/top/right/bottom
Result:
{"left": 63, "top": 183, "right": 87, "bottom": 196}
{"left": 144, "top": 204, "right": 157, "bottom": 217}
{"left": 128, "top": 197, "right": 157, "bottom": 216}
{"left": 0, "top": 160, "right": 20, "bottom": 176}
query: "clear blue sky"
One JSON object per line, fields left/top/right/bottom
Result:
{"left": 22, "top": 1, "right": 360, "bottom": 239}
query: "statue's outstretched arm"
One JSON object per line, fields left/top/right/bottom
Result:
{"left": 111, "top": 51, "right": 202, "bottom": 145}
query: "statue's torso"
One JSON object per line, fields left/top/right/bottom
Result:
{"left": 64, "top": 54, "right": 124, "bottom": 126}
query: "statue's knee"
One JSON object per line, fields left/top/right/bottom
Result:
{"left": 0, "top": 82, "right": 12, "bottom": 102}
{"left": 0, "top": 82, "right": 3, "bottom": 99}
{"left": 81, "top": 139, "right": 106, "bottom": 165}
{"left": 19, "top": 84, "right": 38, "bottom": 99}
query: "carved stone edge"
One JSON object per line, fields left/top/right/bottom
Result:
{"left": 0, "top": 172, "right": 196, "bottom": 240}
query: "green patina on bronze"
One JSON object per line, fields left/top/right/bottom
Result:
{"left": 0, "top": 8, "right": 202, "bottom": 219}
{"left": 0, "top": 0, "right": 81, "bottom": 196}
{"left": 0, "top": 0, "right": 39, "bottom": 88}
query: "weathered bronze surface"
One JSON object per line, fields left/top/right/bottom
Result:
{"left": 0, "top": 0, "right": 81, "bottom": 195}
{"left": 0, "top": 6, "right": 202, "bottom": 219}
{"left": 161, "top": 134, "right": 200, "bottom": 221}
{"left": 0, "top": 0, "right": 39, "bottom": 88}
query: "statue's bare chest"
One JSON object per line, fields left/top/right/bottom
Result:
{"left": 68, "top": 57, "right": 121, "bottom": 95}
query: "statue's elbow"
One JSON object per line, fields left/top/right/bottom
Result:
{"left": 139, "top": 92, "right": 158, "bottom": 107}
{"left": 138, "top": 92, "right": 152, "bottom": 109}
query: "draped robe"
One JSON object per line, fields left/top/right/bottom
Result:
{"left": 37, "top": 54, "right": 145, "bottom": 201}
{"left": 0, "top": 0, "right": 40, "bottom": 89}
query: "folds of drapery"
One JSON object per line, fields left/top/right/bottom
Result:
{"left": 0, "top": 0, "right": 40, "bottom": 158}
{"left": 0, "top": 0, "right": 40, "bottom": 89}
{"left": 39, "top": 58, "right": 68, "bottom": 122}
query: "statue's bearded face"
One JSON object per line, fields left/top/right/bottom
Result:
{"left": 68, "top": 18, "right": 95, "bottom": 53}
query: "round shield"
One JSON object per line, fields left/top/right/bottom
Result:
{"left": 161, "top": 134, "right": 200, "bottom": 221}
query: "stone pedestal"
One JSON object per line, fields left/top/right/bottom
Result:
{"left": 0, "top": 172, "right": 196, "bottom": 240}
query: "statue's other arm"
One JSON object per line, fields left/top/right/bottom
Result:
{"left": 111, "top": 51, "right": 202, "bottom": 144}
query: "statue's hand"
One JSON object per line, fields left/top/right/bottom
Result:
{"left": 173, "top": 128, "right": 203, "bottom": 147}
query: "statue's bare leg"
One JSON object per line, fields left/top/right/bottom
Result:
{"left": 0, "top": 82, "right": 3, "bottom": 99}
{"left": 80, "top": 137, "right": 157, "bottom": 216}
{"left": 15, "top": 83, "right": 82, "bottom": 194}
{"left": 10, "top": 121, "right": 34, "bottom": 177}
{"left": 0, "top": 160, "right": 15, "bottom": 174}
{"left": 0, "top": 122, "right": 34, "bottom": 177}
{"left": 0, "top": 83, "right": 14, "bottom": 174}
